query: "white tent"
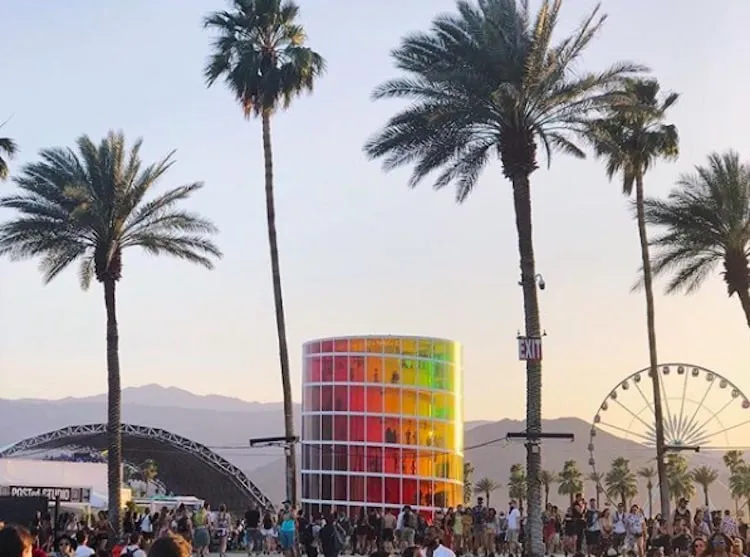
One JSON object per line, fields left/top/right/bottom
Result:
{"left": 0, "top": 459, "right": 107, "bottom": 496}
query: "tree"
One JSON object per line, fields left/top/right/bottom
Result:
{"left": 0, "top": 132, "right": 221, "bottom": 535}
{"left": 588, "top": 471, "right": 603, "bottom": 509}
{"left": 724, "top": 451, "right": 745, "bottom": 514}
{"left": 464, "top": 462, "right": 475, "bottom": 505}
{"left": 691, "top": 465, "right": 718, "bottom": 507}
{"left": 139, "top": 459, "right": 159, "bottom": 483}
{"left": 0, "top": 124, "right": 17, "bottom": 180}
{"left": 724, "top": 450, "right": 745, "bottom": 474}
{"left": 558, "top": 460, "right": 584, "bottom": 505}
{"left": 665, "top": 454, "right": 695, "bottom": 505}
{"left": 729, "top": 463, "right": 750, "bottom": 514}
{"left": 203, "top": 0, "right": 325, "bottom": 505}
{"left": 605, "top": 457, "right": 638, "bottom": 508}
{"left": 643, "top": 151, "right": 750, "bottom": 328}
{"left": 362, "top": 3, "right": 641, "bottom": 553}
{"left": 508, "top": 464, "right": 527, "bottom": 513}
{"left": 637, "top": 466, "right": 656, "bottom": 518}
{"left": 540, "top": 470, "right": 558, "bottom": 507}
{"left": 475, "top": 477, "right": 501, "bottom": 507}
{"left": 586, "top": 78, "right": 679, "bottom": 520}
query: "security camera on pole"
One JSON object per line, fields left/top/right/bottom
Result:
{"left": 511, "top": 273, "right": 574, "bottom": 557}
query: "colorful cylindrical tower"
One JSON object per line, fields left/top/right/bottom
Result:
{"left": 301, "top": 335, "right": 464, "bottom": 518}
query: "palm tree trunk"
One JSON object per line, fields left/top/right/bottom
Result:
{"left": 647, "top": 485, "right": 653, "bottom": 519}
{"left": 261, "top": 111, "right": 297, "bottom": 504}
{"left": 486, "top": 490, "right": 491, "bottom": 507}
{"left": 704, "top": 486, "right": 709, "bottom": 507}
{"left": 511, "top": 172, "right": 543, "bottom": 557}
{"left": 104, "top": 278, "right": 122, "bottom": 539}
{"left": 736, "top": 288, "right": 750, "bottom": 328}
{"left": 635, "top": 173, "right": 670, "bottom": 522}
{"left": 545, "top": 485, "right": 550, "bottom": 507}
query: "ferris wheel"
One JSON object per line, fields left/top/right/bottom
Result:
{"left": 588, "top": 363, "right": 750, "bottom": 479}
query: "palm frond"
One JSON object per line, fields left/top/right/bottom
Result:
{"left": 0, "top": 132, "right": 221, "bottom": 288}
{"left": 641, "top": 150, "right": 750, "bottom": 297}
{"left": 364, "top": 0, "right": 644, "bottom": 197}
{"left": 203, "top": 0, "right": 325, "bottom": 117}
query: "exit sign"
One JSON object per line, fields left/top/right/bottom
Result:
{"left": 518, "top": 336, "right": 542, "bottom": 361}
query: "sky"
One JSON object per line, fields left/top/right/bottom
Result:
{"left": 1, "top": 0, "right": 750, "bottom": 424}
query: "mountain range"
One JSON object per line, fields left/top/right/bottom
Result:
{"left": 0, "top": 385, "right": 738, "bottom": 509}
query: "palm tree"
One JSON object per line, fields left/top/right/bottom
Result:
{"left": 665, "top": 454, "right": 695, "bottom": 505}
{"left": 588, "top": 471, "right": 603, "bottom": 509}
{"left": 729, "top": 463, "right": 750, "bottom": 514}
{"left": 586, "top": 78, "right": 679, "bottom": 520}
{"left": 691, "top": 466, "right": 718, "bottom": 507}
{"left": 637, "top": 466, "right": 656, "bottom": 518}
{"left": 464, "top": 462, "right": 475, "bottom": 505}
{"left": 0, "top": 126, "right": 17, "bottom": 180}
{"left": 643, "top": 151, "right": 750, "bottom": 328}
{"left": 605, "top": 457, "right": 638, "bottom": 508}
{"left": 362, "top": 2, "right": 642, "bottom": 551}
{"left": 139, "top": 459, "right": 159, "bottom": 483}
{"left": 558, "top": 460, "right": 584, "bottom": 506}
{"left": 0, "top": 132, "right": 221, "bottom": 535}
{"left": 540, "top": 470, "right": 558, "bottom": 507}
{"left": 508, "top": 464, "right": 527, "bottom": 513}
{"left": 475, "top": 477, "right": 501, "bottom": 507}
{"left": 203, "top": 0, "right": 325, "bottom": 505}
{"left": 724, "top": 450, "right": 745, "bottom": 474}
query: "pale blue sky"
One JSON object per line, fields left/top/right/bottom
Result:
{"left": 1, "top": 0, "right": 749, "bottom": 423}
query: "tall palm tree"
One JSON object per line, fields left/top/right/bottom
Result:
{"left": 637, "top": 466, "right": 656, "bottom": 518}
{"left": 588, "top": 471, "right": 603, "bottom": 508}
{"left": 0, "top": 132, "right": 221, "bottom": 535}
{"left": 508, "top": 464, "right": 527, "bottom": 513}
{"left": 643, "top": 151, "right": 750, "bottom": 327}
{"left": 464, "top": 462, "right": 475, "bottom": 505}
{"left": 586, "top": 78, "right": 679, "bottom": 520}
{"left": 540, "top": 470, "right": 558, "bottom": 507}
{"left": 363, "top": 2, "right": 642, "bottom": 551}
{"left": 558, "top": 460, "right": 584, "bottom": 506}
{"left": 475, "top": 477, "right": 501, "bottom": 507}
{"left": 691, "top": 465, "right": 718, "bottom": 507}
{"left": 665, "top": 454, "right": 695, "bottom": 505}
{"left": 0, "top": 127, "right": 17, "bottom": 180}
{"left": 203, "top": 0, "right": 325, "bottom": 504}
{"left": 605, "top": 457, "right": 638, "bottom": 508}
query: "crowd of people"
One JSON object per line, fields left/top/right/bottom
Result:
{"left": 2, "top": 494, "right": 750, "bottom": 557}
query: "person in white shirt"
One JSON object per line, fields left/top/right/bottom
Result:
{"left": 139, "top": 514, "right": 153, "bottom": 540}
{"left": 73, "top": 532, "right": 94, "bottom": 557}
{"left": 507, "top": 500, "right": 522, "bottom": 555}
{"left": 119, "top": 533, "right": 147, "bottom": 557}
{"left": 422, "top": 526, "right": 456, "bottom": 557}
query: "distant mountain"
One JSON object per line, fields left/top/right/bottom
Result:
{"left": 14, "top": 384, "right": 283, "bottom": 413}
{"left": 0, "top": 387, "right": 736, "bottom": 510}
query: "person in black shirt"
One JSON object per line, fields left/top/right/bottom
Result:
{"left": 244, "top": 504, "right": 261, "bottom": 555}
{"left": 671, "top": 521, "right": 692, "bottom": 555}
{"left": 648, "top": 520, "right": 671, "bottom": 555}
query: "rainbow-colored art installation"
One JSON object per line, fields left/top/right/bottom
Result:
{"left": 301, "top": 335, "right": 464, "bottom": 518}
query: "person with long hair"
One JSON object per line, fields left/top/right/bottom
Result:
{"left": 704, "top": 533, "right": 733, "bottom": 557}
{"left": 147, "top": 534, "right": 191, "bottom": 557}
{"left": 0, "top": 525, "right": 33, "bottom": 557}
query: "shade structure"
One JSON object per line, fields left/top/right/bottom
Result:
{"left": 301, "top": 335, "right": 464, "bottom": 518}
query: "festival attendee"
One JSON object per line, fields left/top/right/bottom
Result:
{"left": 422, "top": 525, "right": 456, "bottom": 557}
{"left": 146, "top": 534, "right": 191, "bottom": 557}
{"left": 191, "top": 503, "right": 210, "bottom": 557}
{"left": 244, "top": 504, "right": 261, "bottom": 556}
{"left": 215, "top": 504, "right": 231, "bottom": 557}
{"left": 506, "top": 500, "right": 521, "bottom": 557}
{"left": 704, "top": 533, "right": 733, "bottom": 557}
{"left": 119, "top": 533, "right": 146, "bottom": 557}
{"left": 625, "top": 505, "right": 646, "bottom": 557}
{"left": 74, "top": 531, "right": 95, "bottom": 557}
{"left": 0, "top": 525, "right": 33, "bottom": 557}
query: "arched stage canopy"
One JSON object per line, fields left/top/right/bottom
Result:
{"left": 0, "top": 424, "right": 272, "bottom": 511}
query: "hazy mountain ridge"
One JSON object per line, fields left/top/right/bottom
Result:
{"left": 0, "top": 386, "right": 736, "bottom": 509}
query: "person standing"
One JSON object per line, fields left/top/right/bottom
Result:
{"left": 507, "top": 501, "right": 521, "bottom": 557}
